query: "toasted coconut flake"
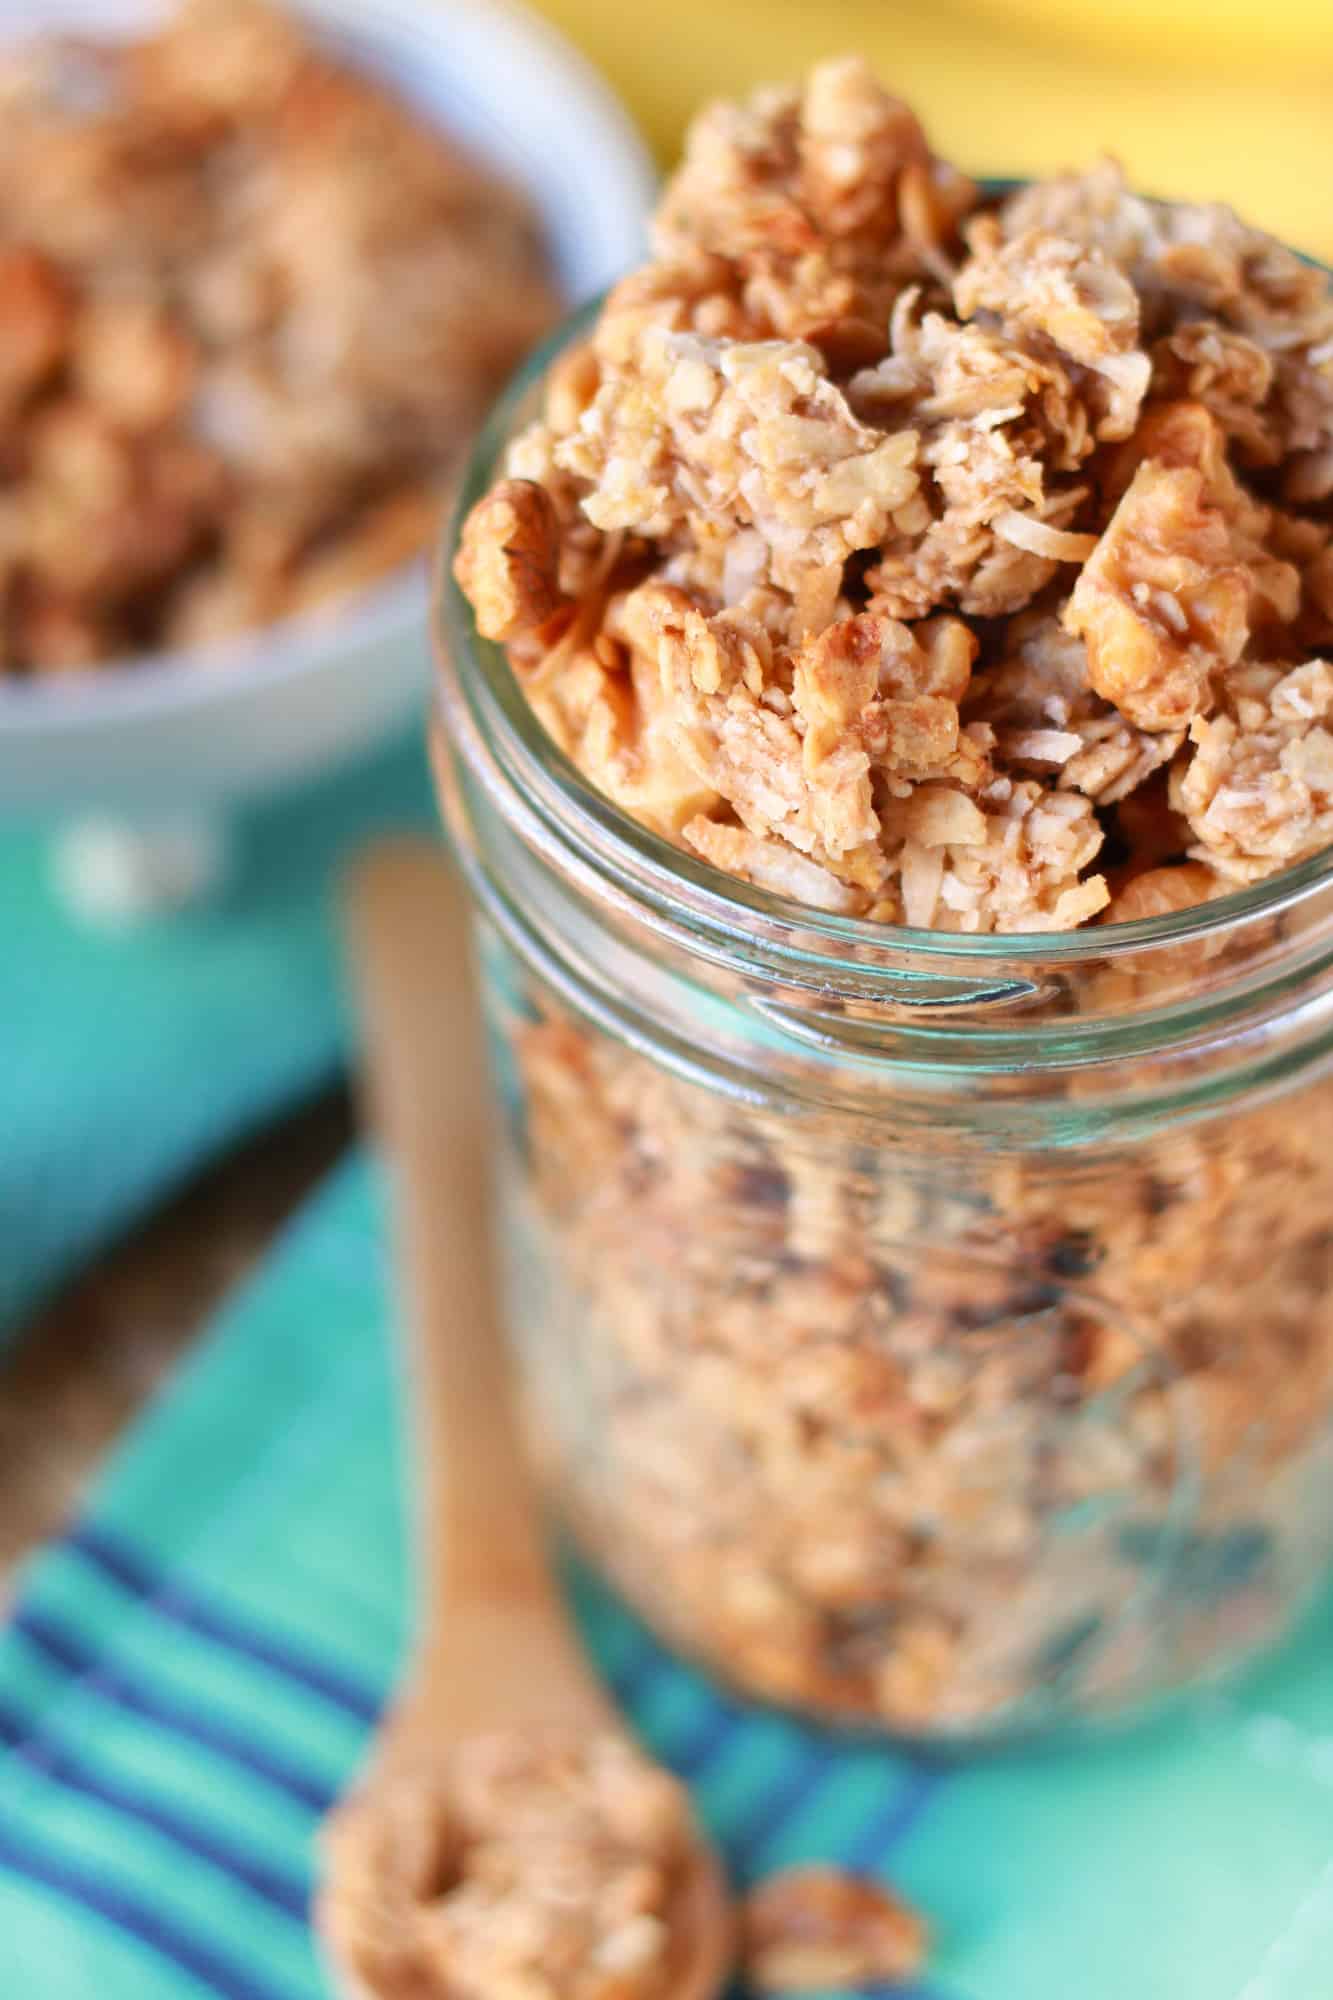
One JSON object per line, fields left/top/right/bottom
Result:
{"left": 993, "top": 511, "right": 1099, "bottom": 562}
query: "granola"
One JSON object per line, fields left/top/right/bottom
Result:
{"left": 449, "top": 60, "right": 1333, "bottom": 1735}
{"left": 321, "top": 1731, "right": 690, "bottom": 2000}
{"left": 0, "top": 0, "right": 557, "bottom": 676}
{"left": 457, "top": 57, "right": 1333, "bottom": 930}
{"left": 1173, "top": 657, "right": 1333, "bottom": 881}
{"left": 496, "top": 996, "right": 1333, "bottom": 1729}
{"left": 743, "top": 1867, "right": 928, "bottom": 1992}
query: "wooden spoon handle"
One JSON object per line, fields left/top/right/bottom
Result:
{"left": 342, "top": 841, "right": 555, "bottom": 1635}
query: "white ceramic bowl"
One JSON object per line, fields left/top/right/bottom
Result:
{"left": 0, "top": 0, "right": 654, "bottom": 862}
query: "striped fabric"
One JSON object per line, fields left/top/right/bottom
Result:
{"left": 0, "top": 734, "right": 433, "bottom": 1342}
{"left": 1, "top": 1156, "right": 1331, "bottom": 2000}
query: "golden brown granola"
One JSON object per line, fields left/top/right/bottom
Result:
{"left": 743, "top": 1867, "right": 929, "bottom": 1992}
{"left": 0, "top": 0, "right": 557, "bottom": 676}
{"left": 964, "top": 608, "right": 1183, "bottom": 804}
{"left": 457, "top": 55, "right": 1333, "bottom": 932}
{"left": 499, "top": 992, "right": 1333, "bottom": 1730}
{"left": 455, "top": 480, "right": 569, "bottom": 646}
{"left": 321, "top": 1731, "right": 690, "bottom": 2000}
{"left": 559, "top": 329, "right": 922, "bottom": 597}
{"left": 649, "top": 56, "right": 974, "bottom": 362}
{"left": 1173, "top": 657, "right": 1333, "bottom": 881}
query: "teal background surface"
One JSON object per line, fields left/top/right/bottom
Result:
{"left": 0, "top": 736, "right": 433, "bottom": 1337}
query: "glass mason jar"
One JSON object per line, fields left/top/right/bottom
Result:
{"left": 433, "top": 308, "right": 1333, "bottom": 1746}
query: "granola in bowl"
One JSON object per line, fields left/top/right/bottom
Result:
{"left": 0, "top": 0, "right": 558, "bottom": 678}
{"left": 443, "top": 57, "right": 1333, "bottom": 1738}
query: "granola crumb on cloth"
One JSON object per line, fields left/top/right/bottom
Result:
{"left": 321, "top": 1730, "right": 692, "bottom": 2000}
{"left": 743, "top": 1866, "right": 929, "bottom": 1993}
{"left": 456, "top": 55, "right": 1333, "bottom": 931}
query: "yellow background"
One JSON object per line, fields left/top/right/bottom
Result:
{"left": 532, "top": 0, "right": 1333, "bottom": 260}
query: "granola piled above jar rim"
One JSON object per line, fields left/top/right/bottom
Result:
{"left": 455, "top": 55, "right": 1333, "bottom": 935}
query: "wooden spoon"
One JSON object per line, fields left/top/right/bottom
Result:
{"left": 317, "top": 839, "right": 735, "bottom": 2000}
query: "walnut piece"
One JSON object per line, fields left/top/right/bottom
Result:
{"left": 0, "top": 0, "right": 559, "bottom": 675}
{"left": 454, "top": 479, "right": 568, "bottom": 643}
{"left": 743, "top": 1867, "right": 929, "bottom": 1993}
{"left": 1065, "top": 461, "right": 1249, "bottom": 731}
{"left": 650, "top": 56, "right": 974, "bottom": 361}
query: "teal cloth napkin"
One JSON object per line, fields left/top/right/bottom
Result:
{"left": 0, "top": 739, "right": 433, "bottom": 1339}
{"left": 1, "top": 1150, "right": 1331, "bottom": 2000}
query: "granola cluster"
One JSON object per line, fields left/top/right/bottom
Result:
{"left": 0, "top": 0, "right": 556, "bottom": 675}
{"left": 742, "top": 1867, "right": 928, "bottom": 1993}
{"left": 456, "top": 57, "right": 1333, "bottom": 929}
{"left": 321, "top": 1730, "right": 691, "bottom": 2000}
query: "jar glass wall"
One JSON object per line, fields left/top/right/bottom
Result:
{"left": 432, "top": 311, "right": 1333, "bottom": 1744}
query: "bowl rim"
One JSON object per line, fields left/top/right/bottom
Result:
{"left": 0, "top": 0, "right": 656, "bottom": 735}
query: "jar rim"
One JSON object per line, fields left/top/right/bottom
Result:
{"left": 436, "top": 275, "right": 1333, "bottom": 985}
